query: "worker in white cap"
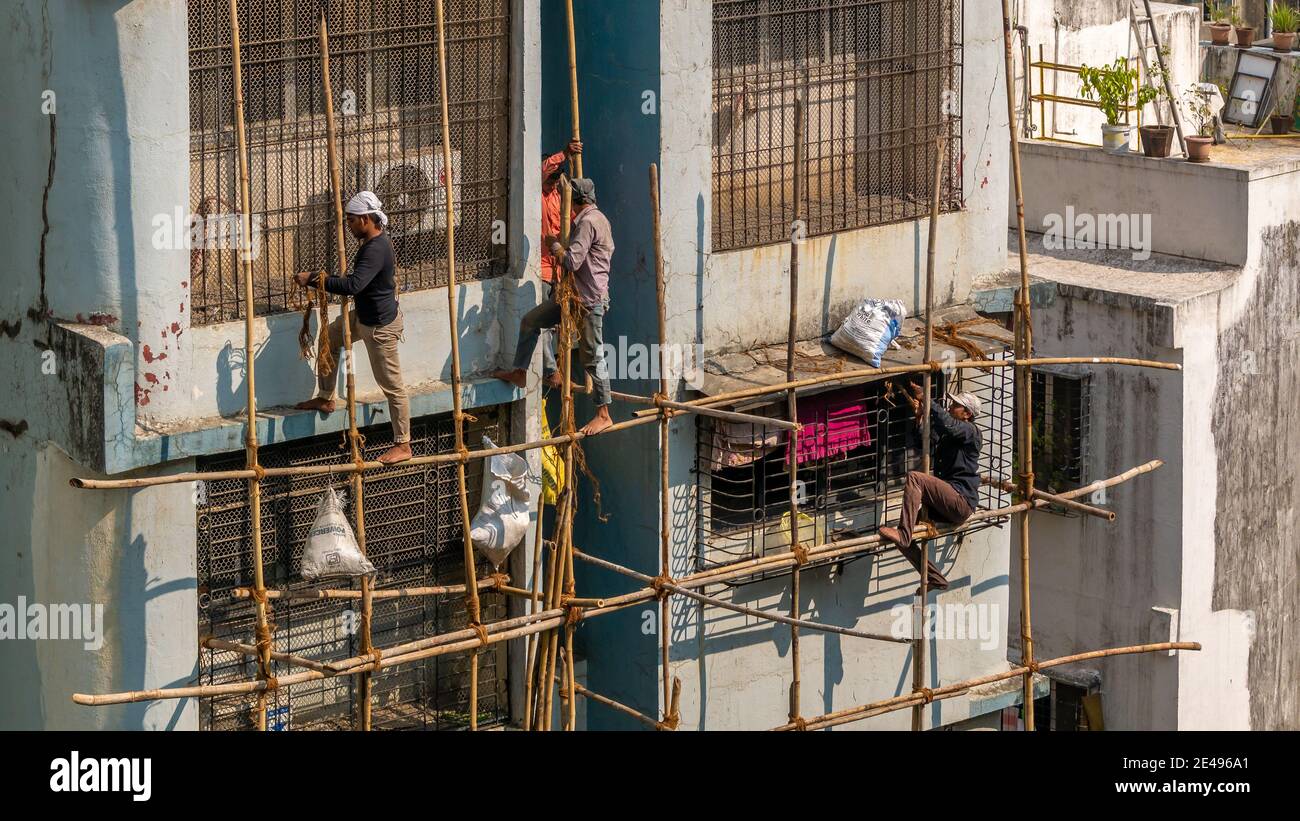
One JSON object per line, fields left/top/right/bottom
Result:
{"left": 878, "top": 384, "right": 984, "bottom": 590}
{"left": 293, "top": 191, "right": 411, "bottom": 465}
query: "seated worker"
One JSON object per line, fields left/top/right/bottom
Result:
{"left": 538, "top": 139, "right": 583, "bottom": 388}
{"left": 494, "top": 178, "right": 614, "bottom": 436}
{"left": 293, "top": 191, "right": 411, "bottom": 465}
{"left": 877, "top": 383, "right": 983, "bottom": 590}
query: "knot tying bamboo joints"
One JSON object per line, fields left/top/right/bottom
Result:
{"left": 650, "top": 573, "right": 675, "bottom": 601}
{"left": 489, "top": 572, "right": 510, "bottom": 591}
{"left": 789, "top": 716, "right": 809, "bottom": 732}
{"left": 471, "top": 622, "right": 490, "bottom": 647}
{"left": 916, "top": 686, "right": 936, "bottom": 704}
{"left": 564, "top": 603, "right": 585, "bottom": 627}
{"left": 264, "top": 676, "right": 279, "bottom": 691}
{"left": 251, "top": 463, "right": 267, "bottom": 481}
{"left": 791, "top": 542, "right": 810, "bottom": 566}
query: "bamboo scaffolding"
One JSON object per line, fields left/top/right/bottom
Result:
{"left": 649, "top": 163, "right": 674, "bottom": 720}
{"left": 317, "top": 9, "right": 374, "bottom": 732}
{"left": 913, "top": 133, "right": 946, "bottom": 732}
{"left": 431, "top": 0, "right": 484, "bottom": 731}
{"left": 786, "top": 95, "right": 805, "bottom": 726}
{"left": 228, "top": 0, "right": 273, "bottom": 732}
{"left": 1004, "top": 0, "right": 1037, "bottom": 730}
{"left": 72, "top": 459, "right": 1166, "bottom": 708}
{"left": 611, "top": 390, "right": 801, "bottom": 430}
{"left": 201, "top": 636, "right": 339, "bottom": 675}
{"left": 565, "top": 0, "right": 582, "bottom": 179}
{"left": 231, "top": 578, "right": 498, "bottom": 601}
{"left": 774, "top": 642, "right": 1201, "bottom": 732}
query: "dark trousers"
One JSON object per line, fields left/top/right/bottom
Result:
{"left": 895, "top": 471, "right": 973, "bottom": 583}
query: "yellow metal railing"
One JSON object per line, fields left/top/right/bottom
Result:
{"left": 1030, "top": 46, "right": 1143, "bottom": 147}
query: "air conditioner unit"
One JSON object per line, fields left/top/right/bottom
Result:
{"left": 351, "top": 147, "right": 462, "bottom": 237}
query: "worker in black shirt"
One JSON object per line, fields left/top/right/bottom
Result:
{"left": 878, "top": 383, "right": 983, "bottom": 590}
{"left": 294, "top": 191, "right": 411, "bottom": 465}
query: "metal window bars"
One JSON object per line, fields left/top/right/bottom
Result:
{"left": 694, "top": 354, "right": 1013, "bottom": 577}
{"left": 711, "top": 0, "right": 964, "bottom": 252}
{"left": 1031, "top": 368, "right": 1091, "bottom": 494}
{"left": 197, "top": 406, "right": 511, "bottom": 731}
{"left": 188, "top": 0, "right": 510, "bottom": 325}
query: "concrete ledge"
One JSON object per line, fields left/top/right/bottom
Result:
{"left": 50, "top": 320, "right": 523, "bottom": 475}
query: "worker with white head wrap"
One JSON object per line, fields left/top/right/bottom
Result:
{"left": 294, "top": 190, "right": 411, "bottom": 465}
{"left": 877, "top": 381, "right": 985, "bottom": 590}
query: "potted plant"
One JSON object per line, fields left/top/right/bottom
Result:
{"left": 1233, "top": 8, "right": 1255, "bottom": 48}
{"left": 1208, "top": 1, "right": 1233, "bottom": 45}
{"left": 1079, "top": 57, "right": 1149, "bottom": 154}
{"left": 1268, "top": 97, "right": 1293, "bottom": 134}
{"left": 1184, "top": 84, "right": 1216, "bottom": 162}
{"left": 1271, "top": 2, "right": 1298, "bottom": 52}
{"left": 1138, "top": 51, "right": 1176, "bottom": 157}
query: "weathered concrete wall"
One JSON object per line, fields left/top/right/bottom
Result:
{"left": 0, "top": 0, "right": 545, "bottom": 729}
{"left": 1208, "top": 221, "right": 1300, "bottom": 730}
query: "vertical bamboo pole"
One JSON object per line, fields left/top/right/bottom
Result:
{"left": 786, "top": 95, "right": 805, "bottom": 724}
{"left": 433, "top": 0, "right": 484, "bottom": 731}
{"left": 649, "top": 164, "right": 672, "bottom": 716}
{"left": 564, "top": 0, "right": 583, "bottom": 179}
{"left": 229, "top": 0, "right": 273, "bottom": 732}
{"left": 1002, "top": 0, "right": 1036, "bottom": 731}
{"left": 560, "top": 180, "right": 580, "bottom": 731}
{"left": 319, "top": 10, "right": 373, "bottom": 731}
{"left": 912, "top": 134, "right": 946, "bottom": 732}
{"left": 522, "top": 477, "right": 547, "bottom": 729}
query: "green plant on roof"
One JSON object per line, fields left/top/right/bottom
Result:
{"left": 1272, "top": 2, "right": 1299, "bottom": 34}
{"left": 1078, "top": 58, "right": 1156, "bottom": 126}
{"left": 1184, "top": 84, "right": 1217, "bottom": 137}
{"left": 1208, "top": 1, "right": 1232, "bottom": 24}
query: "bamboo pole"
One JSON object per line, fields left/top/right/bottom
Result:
{"left": 649, "top": 163, "right": 673, "bottom": 718}
{"left": 227, "top": 0, "right": 274, "bottom": 732}
{"left": 983, "top": 478, "right": 1116, "bottom": 521}
{"left": 232, "top": 578, "right": 499, "bottom": 601}
{"left": 73, "top": 459, "right": 1168, "bottom": 708}
{"left": 432, "top": 0, "right": 484, "bottom": 732}
{"left": 775, "top": 642, "right": 1201, "bottom": 732}
{"left": 555, "top": 678, "right": 670, "bottom": 730}
{"left": 1003, "top": 0, "right": 1037, "bottom": 731}
{"left": 202, "top": 636, "right": 339, "bottom": 675}
{"left": 564, "top": 0, "right": 582, "bottom": 179}
{"left": 611, "top": 390, "right": 801, "bottom": 430}
{"left": 318, "top": 9, "right": 374, "bottom": 732}
{"left": 68, "top": 357, "right": 1182, "bottom": 492}
{"left": 913, "top": 134, "right": 946, "bottom": 732}
{"left": 786, "top": 94, "right": 805, "bottom": 726}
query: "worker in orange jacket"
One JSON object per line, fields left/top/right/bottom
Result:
{"left": 537, "top": 139, "right": 583, "bottom": 388}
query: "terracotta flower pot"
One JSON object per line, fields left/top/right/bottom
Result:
{"left": 1270, "top": 114, "right": 1292, "bottom": 135}
{"left": 1139, "top": 125, "right": 1175, "bottom": 158}
{"left": 1235, "top": 26, "right": 1256, "bottom": 48}
{"left": 1210, "top": 23, "right": 1232, "bottom": 46}
{"left": 1274, "top": 32, "right": 1297, "bottom": 52}
{"left": 1186, "top": 135, "right": 1213, "bottom": 163}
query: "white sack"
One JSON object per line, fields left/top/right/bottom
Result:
{"left": 301, "top": 486, "right": 375, "bottom": 580}
{"left": 470, "top": 435, "right": 534, "bottom": 568}
{"left": 829, "top": 298, "right": 907, "bottom": 367}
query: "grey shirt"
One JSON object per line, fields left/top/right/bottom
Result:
{"left": 562, "top": 206, "right": 614, "bottom": 306}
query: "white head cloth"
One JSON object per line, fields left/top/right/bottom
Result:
{"left": 345, "top": 190, "right": 388, "bottom": 228}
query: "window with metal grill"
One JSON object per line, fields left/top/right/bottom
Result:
{"left": 1031, "top": 369, "right": 1090, "bottom": 494}
{"left": 694, "top": 360, "right": 1011, "bottom": 576}
{"left": 195, "top": 405, "right": 512, "bottom": 731}
{"left": 188, "top": 0, "right": 511, "bottom": 325}
{"left": 711, "top": 0, "right": 964, "bottom": 252}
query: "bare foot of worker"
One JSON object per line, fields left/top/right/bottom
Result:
{"left": 295, "top": 397, "right": 336, "bottom": 413}
{"left": 492, "top": 368, "right": 528, "bottom": 389}
{"left": 377, "top": 443, "right": 413, "bottom": 465}
{"left": 580, "top": 406, "right": 613, "bottom": 436}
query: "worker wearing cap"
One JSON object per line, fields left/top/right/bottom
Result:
{"left": 495, "top": 177, "right": 614, "bottom": 436}
{"left": 293, "top": 191, "right": 411, "bottom": 465}
{"left": 878, "top": 384, "right": 983, "bottom": 590}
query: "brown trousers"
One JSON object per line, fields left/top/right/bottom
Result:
{"left": 317, "top": 310, "right": 410, "bottom": 444}
{"left": 897, "top": 470, "right": 974, "bottom": 545}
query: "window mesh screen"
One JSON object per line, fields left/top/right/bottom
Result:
{"left": 196, "top": 406, "right": 511, "bottom": 731}
{"left": 712, "top": 0, "right": 963, "bottom": 251}
{"left": 188, "top": 0, "right": 510, "bottom": 325}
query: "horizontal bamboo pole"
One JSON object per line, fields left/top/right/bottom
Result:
{"left": 611, "top": 390, "right": 802, "bottom": 431}
{"left": 70, "top": 359, "right": 1177, "bottom": 492}
{"left": 201, "top": 636, "right": 338, "bottom": 675}
{"left": 73, "top": 461, "right": 1165, "bottom": 707}
{"left": 572, "top": 548, "right": 909, "bottom": 644}
{"left": 983, "top": 478, "right": 1116, "bottom": 521}
{"left": 232, "top": 577, "right": 500, "bottom": 601}
{"left": 633, "top": 355, "right": 1181, "bottom": 419}
{"left": 774, "top": 641, "right": 1201, "bottom": 731}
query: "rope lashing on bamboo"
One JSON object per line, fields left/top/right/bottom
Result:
{"left": 791, "top": 542, "right": 810, "bottom": 566}
{"left": 490, "top": 572, "right": 510, "bottom": 591}
{"left": 472, "top": 623, "right": 490, "bottom": 646}
{"left": 790, "top": 716, "right": 809, "bottom": 732}
{"left": 916, "top": 687, "right": 936, "bottom": 704}
{"left": 650, "top": 573, "right": 675, "bottom": 601}
{"left": 564, "top": 604, "right": 584, "bottom": 626}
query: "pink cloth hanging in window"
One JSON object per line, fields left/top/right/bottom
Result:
{"left": 787, "top": 387, "right": 872, "bottom": 465}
